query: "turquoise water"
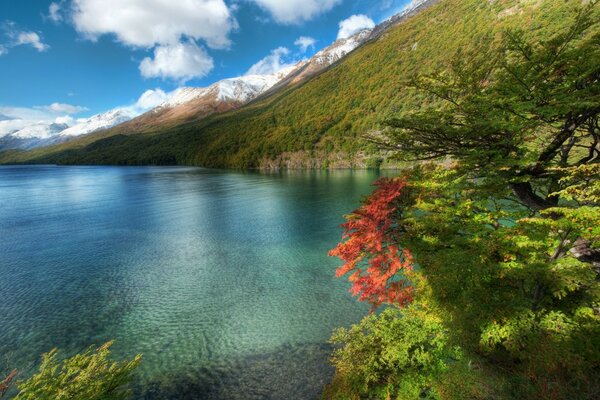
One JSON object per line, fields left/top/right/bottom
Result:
{"left": 0, "top": 166, "right": 391, "bottom": 399}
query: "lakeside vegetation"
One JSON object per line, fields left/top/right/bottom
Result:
{"left": 326, "top": 2, "right": 600, "bottom": 398}
{"left": 1, "top": 343, "right": 140, "bottom": 400}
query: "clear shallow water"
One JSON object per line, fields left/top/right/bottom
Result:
{"left": 0, "top": 165, "right": 392, "bottom": 399}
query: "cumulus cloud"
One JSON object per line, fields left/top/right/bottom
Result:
{"left": 294, "top": 36, "right": 316, "bottom": 52}
{"left": 251, "top": 0, "right": 341, "bottom": 24}
{"left": 0, "top": 45, "right": 6, "bottom": 56}
{"left": 337, "top": 14, "right": 375, "bottom": 40}
{"left": 134, "top": 89, "right": 169, "bottom": 110}
{"left": 70, "top": 0, "right": 235, "bottom": 81}
{"left": 37, "top": 103, "right": 88, "bottom": 114}
{"left": 72, "top": 0, "right": 236, "bottom": 49}
{"left": 246, "top": 47, "right": 296, "bottom": 75}
{"left": 139, "top": 41, "right": 214, "bottom": 82}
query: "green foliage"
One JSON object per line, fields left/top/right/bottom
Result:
{"left": 325, "top": 305, "right": 458, "bottom": 400}
{"left": 14, "top": 342, "right": 141, "bottom": 400}
{"left": 328, "top": 3, "right": 600, "bottom": 399}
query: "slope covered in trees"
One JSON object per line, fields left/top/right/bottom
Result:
{"left": 0, "top": 0, "right": 587, "bottom": 168}
{"left": 327, "top": 2, "right": 600, "bottom": 398}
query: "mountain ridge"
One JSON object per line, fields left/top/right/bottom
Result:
{"left": 0, "top": 0, "right": 571, "bottom": 168}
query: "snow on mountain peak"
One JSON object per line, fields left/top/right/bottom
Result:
{"left": 59, "top": 109, "right": 133, "bottom": 137}
{"left": 11, "top": 122, "right": 70, "bottom": 139}
{"left": 157, "top": 65, "right": 299, "bottom": 110}
{"left": 312, "top": 29, "right": 372, "bottom": 66}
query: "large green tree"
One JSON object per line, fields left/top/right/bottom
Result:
{"left": 329, "top": 2, "right": 600, "bottom": 398}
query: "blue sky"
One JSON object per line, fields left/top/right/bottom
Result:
{"left": 0, "top": 0, "right": 412, "bottom": 120}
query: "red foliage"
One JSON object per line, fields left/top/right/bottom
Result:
{"left": 329, "top": 178, "right": 414, "bottom": 308}
{"left": 0, "top": 369, "right": 17, "bottom": 398}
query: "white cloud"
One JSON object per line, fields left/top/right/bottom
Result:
{"left": 15, "top": 31, "right": 50, "bottom": 52}
{"left": 251, "top": 0, "right": 341, "bottom": 24}
{"left": 294, "top": 36, "right": 316, "bottom": 52}
{"left": 1, "top": 23, "right": 50, "bottom": 54}
{"left": 337, "top": 14, "right": 375, "bottom": 40}
{"left": 0, "top": 105, "right": 84, "bottom": 121}
{"left": 134, "top": 89, "right": 169, "bottom": 110}
{"left": 47, "top": 2, "right": 63, "bottom": 23}
{"left": 246, "top": 47, "right": 295, "bottom": 75}
{"left": 72, "top": 0, "right": 236, "bottom": 49}
{"left": 55, "top": 115, "right": 75, "bottom": 125}
{"left": 101, "top": 88, "right": 169, "bottom": 116}
{"left": 37, "top": 103, "right": 88, "bottom": 114}
{"left": 139, "top": 41, "right": 214, "bottom": 82}
{"left": 0, "top": 120, "right": 37, "bottom": 138}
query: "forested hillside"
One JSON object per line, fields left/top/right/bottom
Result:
{"left": 0, "top": 0, "right": 588, "bottom": 168}
{"left": 326, "top": 1, "right": 600, "bottom": 397}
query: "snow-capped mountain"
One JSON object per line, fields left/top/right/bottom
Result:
{"left": 11, "top": 122, "right": 69, "bottom": 139}
{"left": 371, "top": 0, "right": 438, "bottom": 38}
{"left": 59, "top": 109, "right": 133, "bottom": 137}
{"left": 0, "top": 110, "right": 134, "bottom": 151}
{"left": 270, "top": 28, "right": 373, "bottom": 90}
{"left": 109, "top": 66, "right": 299, "bottom": 133}
{"left": 156, "top": 66, "right": 296, "bottom": 111}
{"left": 0, "top": 13, "right": 388, "bottom": 152}
{"left": 0, "top": 122, "right": 70, "bottom": 151}
{"left": 143, "top": 32, "right": 371, "bottom": 123}
{"left": 313, "top": 29, "right": 372, "bottom": 66}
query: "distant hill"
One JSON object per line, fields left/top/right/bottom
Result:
{"left": 0, "top": 0, "right": 581, "bottom": 168}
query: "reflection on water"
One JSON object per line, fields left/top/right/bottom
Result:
{"left": 0, "top": 166, "right": 394, "bottom": 399}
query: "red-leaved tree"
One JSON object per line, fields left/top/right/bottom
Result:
{"left": 329, "top": 178, "right": 413, "bottom": 308}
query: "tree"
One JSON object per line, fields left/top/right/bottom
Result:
{"left": 14, "top": 342, "right": 141, "bottom": 400}
{"left": 329, "top": 177, "right": 414, "bottom": 308}
{"left": 326, "top": 305, "right": 457, "bottom": 400}
{"left": 378, "top": 1, "right": 600, "bottom": 212}
{"left": 329, "top": 2, "right": 600, "bottom": 398}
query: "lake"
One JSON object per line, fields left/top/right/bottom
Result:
{"left": 0, "top": 165, "right": 392, "bottom": 399}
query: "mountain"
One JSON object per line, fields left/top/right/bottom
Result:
{"left": 110, "top": 67, "right": 297, "bottom": 135}
{"left": 0, "top": 0, "right": 580, "bottom": 167}
{"left": 0, "top": 9, "right": 385, "bottom": 157}
{"left": 0, "top": 110, "right": 134, "bottom": 151}
{"left": 59, "top": 109, "right": 133, "bottom": 137}
{"left": 0, "top": 122, "right": 69, "bottom": 151}
{"left": 271, "top": 29, "right": 373, "bottom": 92}
{"left": 103, "top": 27, "right": 374, "bottom": 139}
{"left": 11, "top": 122, "right": 69, "bottom": 139}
